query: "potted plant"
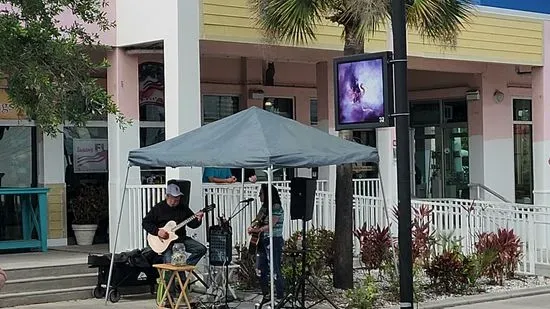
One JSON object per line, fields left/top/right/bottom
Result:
{"left": 70, "top": 185, "right": 108, "bottom": 245}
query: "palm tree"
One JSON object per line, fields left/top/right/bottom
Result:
{"left": 249, "top": 0, "right": 473, "bottom": 289}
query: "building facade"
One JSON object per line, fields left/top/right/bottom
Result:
{"left": 1, "top": 0, "right": 549, "bottom": 250}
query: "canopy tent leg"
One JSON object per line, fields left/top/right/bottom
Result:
{"left": 104, "top": 164, "right": 131, "bottom": 305}
{"left": 260, "top": 166, "right": 278, "bottom": 309}
{"left": 267, "top": 165, "right": 275, "bottom": 309}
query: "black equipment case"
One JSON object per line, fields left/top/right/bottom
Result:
{"left": 87, "top": 248, "right": 160, "bottom": 303}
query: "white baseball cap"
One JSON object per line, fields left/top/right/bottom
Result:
{"left": 166, "top": 184, "right": 183, "bottom": 197}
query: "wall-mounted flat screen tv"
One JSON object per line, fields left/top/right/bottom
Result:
{"left": 333, "top": 51, "right": 394, "bottom": 130}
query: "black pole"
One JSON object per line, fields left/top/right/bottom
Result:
{"left": 391, "top": 0, "right": 414, "bottom": 308}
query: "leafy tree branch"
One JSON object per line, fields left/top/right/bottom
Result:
{"left": 0, "top": 0, "right": 129, "bottom": 136}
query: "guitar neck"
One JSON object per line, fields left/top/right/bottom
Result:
{"left": 172, "top": 211, "right": 201, "bottom": 232}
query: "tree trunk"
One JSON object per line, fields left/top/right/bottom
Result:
{"left": 333, "top": 26, "right": 365, "bottom": 290}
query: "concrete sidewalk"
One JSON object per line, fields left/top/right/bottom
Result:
{"left": 7, "top": 290, "right": 550, "bottom": 309}
{"left": 450, "top": 293, "right": 549, "bottom": 308}
{"left": 4, "top": 296, "right": 261, "bottom": 309}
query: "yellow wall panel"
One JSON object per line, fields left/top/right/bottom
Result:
{"left": 407, "top": 12, "right": 543, "bottom": 65}
{"left": 202, "top": 0, "right": 387, "bottom": 51}
{"left": 202, "top": 1, "right": 543, "bottom": 65}
{"left": 46, "top": 183, "right": 66, "bottom": 239}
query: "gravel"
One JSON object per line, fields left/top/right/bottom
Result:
{"left": 306, "top": 269, "right": 550, "bottom": 309}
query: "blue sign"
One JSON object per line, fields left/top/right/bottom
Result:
{"left": 475, "top": 0, "right": 550, "bottom": 15}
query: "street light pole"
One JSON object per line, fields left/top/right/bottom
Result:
{"left": 390, "top": 0, "right": 414, "bottom": 308}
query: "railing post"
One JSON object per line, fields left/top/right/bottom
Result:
{"left": 528, "top": 211, "right": 536, "bottom": 274}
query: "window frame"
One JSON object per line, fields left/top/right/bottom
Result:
{"left": 511, "top": 96, "right": 534, "bottom": 204}
{"left": 201, "top": 93, "right": 241, "bottom": 126}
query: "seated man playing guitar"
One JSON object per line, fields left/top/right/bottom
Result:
{"left": 142, "top": 183, "right": 207, "bottom": 266}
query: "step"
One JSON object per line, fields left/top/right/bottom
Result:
{"left": 1, "top": 273, "right": 98, "bottom": 294}
{"left": 4, "top": 264, "right": 95, "bottom": 281}
{"left": 0, "top": 286, "right": 95, "bottom": 308}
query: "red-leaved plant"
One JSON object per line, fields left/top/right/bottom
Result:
{"left": 353, "top": 224, "right": 392, "bottom": 271}
{"left": 393, "top": 204, "right": 434, "bottom": 265}
{"left": 474, "top": 228, "right": 522, "bottom": 285}
{"left": 425, "top": 250, "right": 475, "bottom": 294}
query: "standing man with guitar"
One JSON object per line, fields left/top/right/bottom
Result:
{"left": 247, "top": 184, "right": 285, "bottom": 303}
{"left": 142, "top": 183, "right": 208, "bottom": 266}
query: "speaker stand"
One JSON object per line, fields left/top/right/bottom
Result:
{"left": 275, "top": 219, "right": 339, "bottom": 309}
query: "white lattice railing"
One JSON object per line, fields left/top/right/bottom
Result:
{"left": 125, "top": 180, "right": 550, "bottom": 276}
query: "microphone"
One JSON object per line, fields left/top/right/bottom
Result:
{"left": 239, "top": 198, "right": 255, "bottom": 203}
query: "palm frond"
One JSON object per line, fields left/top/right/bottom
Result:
{"left": 248, "top": 0, "right": 334, "bottom": 45}
{"left": 406, "top": 0, "right": 475, "bottom": 48}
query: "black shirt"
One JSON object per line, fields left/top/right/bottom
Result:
{"left": 142, "top": 200, "right": 201, "bottom": 241}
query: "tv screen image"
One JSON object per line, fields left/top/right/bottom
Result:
{"left": 333, "top": 52, "right": 393, "bottom": 130}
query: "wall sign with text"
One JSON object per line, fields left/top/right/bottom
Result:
{"left": 73, "top": 139, "right": 108, "bottom": 173}
{"left": 0, "top": 89, "right": 25, "bottom": 120}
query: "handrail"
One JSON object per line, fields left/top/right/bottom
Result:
{"left": 468, "top": 183, "right": 510, "bottom": 203}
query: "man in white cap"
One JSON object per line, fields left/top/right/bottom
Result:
{"left": 142, "top": 183, "right": 207, "bottom": 265}
{"left": 142, "top": 183, "right": 207, "bottom": 303}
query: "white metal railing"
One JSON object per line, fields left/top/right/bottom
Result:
{"left": 125, "top": 179, "right": 379, "bottom": 251}
{"left": 125, "top": 179, "right": 550, "bottom": 276}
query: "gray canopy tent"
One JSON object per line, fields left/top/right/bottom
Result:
{"left": 105, "top": 106, "right": 379, "bottom": 308}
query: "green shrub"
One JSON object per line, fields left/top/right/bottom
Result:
{"left": 345, "top": 275, "right": 379, "bottom": 309}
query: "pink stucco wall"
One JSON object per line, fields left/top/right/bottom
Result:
{"left": 406, "top": 58, "right": 532, "bottom": 141}
{"left": 532, "top": 21, "right": 550, "bottom": 143}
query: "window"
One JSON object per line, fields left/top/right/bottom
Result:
{"left": 310, "top": 98, "right": 318, "bottom": 125}
{"left": 202, "top": 95, "right": 240, "bottom": 125}
{"left": 139, "top": 62, "right": 165, "bottom": 122}
{"left": 0, "top": 125, "right": 37, "bottom": 241}
{"left": 63, "top": 126, "right": 108, "bottom": 186}
{"left": 263, "top": 97, "right": 294, "bottom": 119}
{"left": 410, "top": 100, "right": 441, "bottom": 127}
{"left": 0, "top": 126, "right": 37, "bottom": 187}
{"left": 513, "top": 99, "right": 534, "bottom": 204}
{"left": 443, "top": 99, "right": 468, "bottom": 123}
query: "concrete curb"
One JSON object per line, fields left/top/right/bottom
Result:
{"left": 412, "top": 286, "right": 550, "bottom": 308}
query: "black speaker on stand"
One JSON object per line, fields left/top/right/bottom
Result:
{"left": 290, "top": 177, "right": 316, "bottom": 221}
{"left": 272, "top": 177, "right": 338, "bottom": 309}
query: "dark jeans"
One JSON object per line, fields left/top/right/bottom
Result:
{"left": 162, "top": 238, "right": 207, "bottom": 296}
{"left": 257, "top": 236, "right": 285, "bottom": 298}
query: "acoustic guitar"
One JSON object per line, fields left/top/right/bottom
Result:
{"left": 248, "top": 213, "right": 267, "bottom": 253}
{"left": 148, "top": 204, "right": 215, "bottom": 254}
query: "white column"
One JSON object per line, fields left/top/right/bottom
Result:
{"left": 315, "top": 61, "right": 337, "bottom": 192}
{"left": 107, "top": 48, "right": 141, "bottom": 252}
{"left": 376, "top": 127, "right": 397, "bottom": 210}
{"left": 163, "top": 0, "right": 203, "bottom": 239}
{"left": 532, "top": 21, "right": 550, "bottom": 206}
{"left": 37, "top": 128, "right": 67, "bottom": 246}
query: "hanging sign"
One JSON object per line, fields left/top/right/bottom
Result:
{"left": 73, "top": 139, "right": 109, "bottom": 173}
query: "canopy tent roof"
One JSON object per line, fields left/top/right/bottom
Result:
{"left": 128, "top": 106, "right": 378, "bottom": 168}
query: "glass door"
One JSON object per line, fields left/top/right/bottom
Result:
{"left": 414, "top": 127, "right": 443, "bottom": 198}
{"left": 413, "top": 126, "right": 469, "bottom": 199}
{"left": 442, "top": 127, "right": 469, "bottom": 199}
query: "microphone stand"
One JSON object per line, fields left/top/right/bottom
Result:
{"left": 216, "top": 200, "right": 254, "bottom": 309}
{"left": 229, "top": 200, "right": 254, "bottom": 222}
